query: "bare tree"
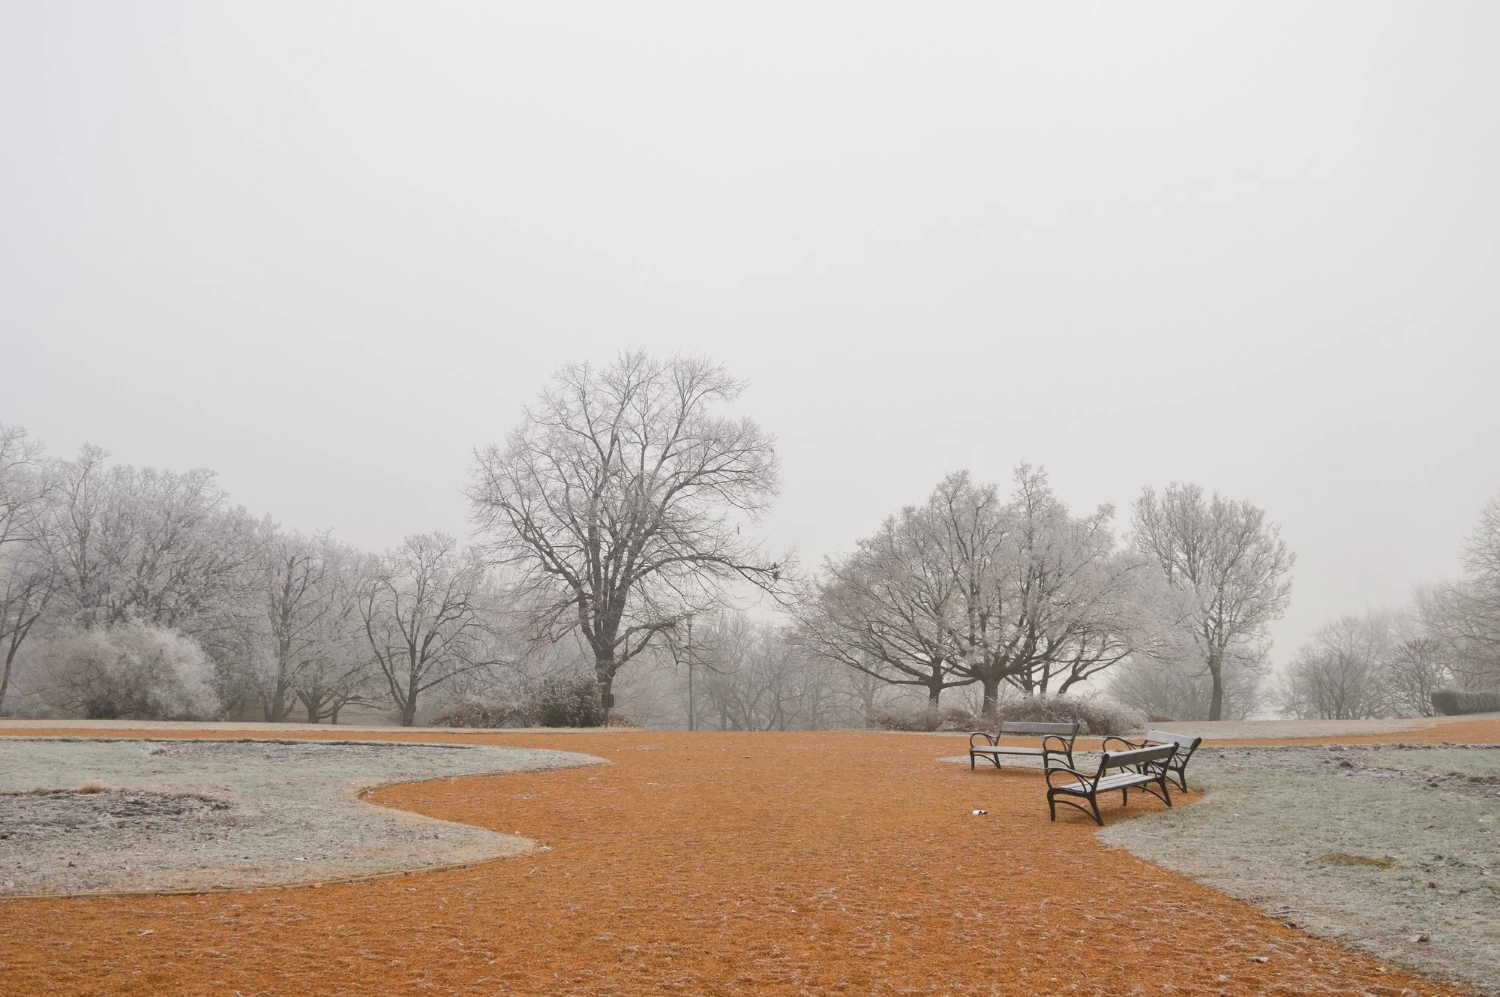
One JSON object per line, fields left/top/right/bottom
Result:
{"left": 40, "top": 446, "right": 261, "bottom": 632}
{"left": 791, "top": 510, "right": 967, "bottom": 708}
{"left": 1131, "top": 483, "right": 1295, "bottom": 721}
{"left": 1108, "top": 646, "right": 1269, "bottom": 721}
{"left": 469, "top": 352, "right": 784, "bottom": 718}
{"left": 359, "top": 534, "right": 499, "bottom": 726}
{"left": 794, "top": 467, "right": 1153, "bottom": 713}
{"left": 936, "top": 467, "right": 1155, "bottom": 710}
{"left": 1280, "top": 613, "right": 1392, "bottom": 720}
{"left": 0, "top": 425, "right": 55, "bottom": 711}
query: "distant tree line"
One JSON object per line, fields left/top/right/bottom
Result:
{"left": 5, "top": 351, "right": 1492, "bottom": 728}
{"left": 1277, "top": 497, "right": 1500, "bottom": 719}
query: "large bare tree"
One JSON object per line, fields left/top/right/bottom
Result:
{"left": 1131, "top": 483, "right": 1294, "bottom": 721}
{"left": 469, "top": 352, "right": 783, "bottom": 717}
{"left": 795, "top": 467, "right": 1153, "bottom": 714}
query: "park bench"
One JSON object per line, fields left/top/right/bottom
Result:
{"left": 968, "top": 720, "right": 1079, "bottom": 771}
{"left": 1044, "top": 744, "right": 1178, "bottom": 826}
{"left": 1102, "top": 730, "right": 1204, "bottom": 791}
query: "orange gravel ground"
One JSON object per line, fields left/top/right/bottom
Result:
{"left": 2, "top": 723, "right": 1497, "bottom": 997}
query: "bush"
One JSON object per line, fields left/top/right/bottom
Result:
{"left": 986, "top": 694, "right": 1144, "bottom": 736}
{"left": 1430, "top": 687, "right": 1500, "bottom": 716}
{"left": 536, "top": 675, "right": 605, "bottom": 728}
{"left": 867, "top": 705, "right": 977, "bottom": 733}
{"left": 30, "top": 622, "right": 220, "bottom": 721}
{"left": 432, "top": 700, "right": 529, "bottom": 728}
{"left": 433, "top": 675, "right": 608, "bottom": 729}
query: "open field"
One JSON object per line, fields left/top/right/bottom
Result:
{"left": 2, "top": 722, "right": 1497, "bottom": 996}
{"left": 1101, "top": 743, "right": 1500, "bottom": 994}
{"left": 0, "top": 738, "right": 602, "bottom": 895}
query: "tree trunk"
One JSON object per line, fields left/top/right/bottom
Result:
{"left": 595, "top": 652, "right": 616, "bottom": 723}
{"left": 598, "top": 672, "right": 614, "bottom": 724}
{"left": 400, "top": 699, "right": 417, "bottom": 726}
{"left": 980, "top": 674, "right": 1002, "bottom": 716}
{"left": 1207, "top": 651, "right": 1224, "bottom": 721}
{"left": 927, "top": 683, "right": 942, "bottom": 708}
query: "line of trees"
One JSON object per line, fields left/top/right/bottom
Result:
{"left": 1279, "top": 497, "right": 1500, "bottom": 719}
{"left": 0, "top": 426, "right": 501, "bottom": 725}
{"left": 7, "top": 351, "right": 1489, "bottom": 728}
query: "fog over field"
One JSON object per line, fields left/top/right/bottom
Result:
{"left": 3, "top": 2, "right": 1498, "bottom": 672}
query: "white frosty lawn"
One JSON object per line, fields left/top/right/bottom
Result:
{"left": 1099, "top": 745, "right": 1500, "bottom": 995}
{"left": 0, "top": 737, "right": 604, "bottom": 896}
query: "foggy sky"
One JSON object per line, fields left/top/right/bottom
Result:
{"left": 3, "top": 2, "right": 1498, "bottom": 666}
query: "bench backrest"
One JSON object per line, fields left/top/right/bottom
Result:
{"left": 997, "top": 721, "right": 1080, "bottom": 738}
{"left": 1100, "top": 744, "right": 1177, "bottom": 775}
{"left": 1143, "top": 730, "right": 1203, "bottom": 759}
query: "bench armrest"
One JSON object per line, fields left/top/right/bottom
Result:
{"left": 969, "top": 731, "right": 998, "bottom": 748}
{"left": 1044, "top": 765, "right": 1093, "bottom": 789}
{"left": 1041, "top": 735, "right": 1074, "bottom": 756}
{"left": 1101, "top": 736, "right": 1142, "bottom": 753}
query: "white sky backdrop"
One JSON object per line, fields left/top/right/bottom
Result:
{"left": 3, "top": 2, "right": 1498, "bottom": 667}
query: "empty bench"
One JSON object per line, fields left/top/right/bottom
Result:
{"left": 1102, "top": 729, "right": 1204, "bottom": 790}
{"left": 968, "top": 720, "right": 1079, "bottom": 771}
{"left": 1045, "top": 744, "right": 1178, "bottom": 826}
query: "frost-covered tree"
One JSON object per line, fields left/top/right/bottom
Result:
{"left": 359, "top": 534, "right": 499, "bottom": 726}
{"left": 791, "top": 503, "right": 966, "bottom": 708}
{"left": 0, "top": 425, "right": 55, "bottom": 712}
{"left": 251, "top": 528, "right": 372, "bottom": 723}
{"left": 1280, "top": 612, "right": 1394, "bottom": 720}
{"left": 937, "top": 467, "right": 1155, "bottom": 709}
{"left": 469, "top": 352, "right": 784, "bottom": 718}
{"left": 39, "top": 446, "right": 261, "bottom": 632}
{"left": 1131, "top": 483, "right": 1295, "bottom": 721}
{"left": 794, "top": 467, "right": 1153, "bottom": 713}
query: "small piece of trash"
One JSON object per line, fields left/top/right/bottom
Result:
{"left": 1248, "top": 956, "right": 1268, "bottom": 963}
{"left": 972, "top": 810, "right": 987, "bottom": 816}
{"left": 137, "top": 929, "right": 154, "bottom": 937}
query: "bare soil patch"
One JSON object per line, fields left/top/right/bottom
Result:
{"left": 0, "top": 789, "right": 229, "bottom": 838}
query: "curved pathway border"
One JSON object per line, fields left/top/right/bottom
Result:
{"left": 0, "top": 736, "right": 604, "bottom": 897}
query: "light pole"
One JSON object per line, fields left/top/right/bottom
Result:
{"left": 686, "top": 615, "right": 695, "bottom": 732}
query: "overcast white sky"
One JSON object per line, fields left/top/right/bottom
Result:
{"left": 3, "top": 2, "right": 1497, "bottom": 665}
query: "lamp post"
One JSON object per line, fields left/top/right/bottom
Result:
{"left": 686, "top": 615, "right": 695, "bottom": 732}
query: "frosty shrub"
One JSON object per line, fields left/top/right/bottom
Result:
{"left": 867, "top": 706, "right": 979, "bottom": 733}
{"left": 434, "top": 675, "right": 606, "bottom": 728}
{"left": 535, "top": 674, "right": 605, "bottom": 728}
{"left": 432, "top": 700, "right": 530, "bottom": 728}
{"left": 984, "top": 694, "right": 1144, "bottom": 736}
{"left": 30, "top": 622, "right": 221, "bottom": 720}
{"left": 1430, "top": 687, "right": 1500, "bottom": 716}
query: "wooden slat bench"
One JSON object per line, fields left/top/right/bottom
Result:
{"left": 1045, "top": 744, "right": 1178, "bottom": 826}
{"left": 968, "top": 720, "right": 1079, "bottom": 772}
{"left": 1102, "top": 730, "right": 1204, "bottom": 791}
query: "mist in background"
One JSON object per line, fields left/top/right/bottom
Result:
{"left": 4, "top": 1, "right": 1498, "bottom": 665}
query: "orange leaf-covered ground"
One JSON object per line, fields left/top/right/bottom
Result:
{"left": 3, "top": 723, "right": 1495, "bottom": 996}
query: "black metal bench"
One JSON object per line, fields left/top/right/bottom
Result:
{"left": 968, "top": 720, "right": 1079, "bottom": 771}
{"left": 1102, "top": 729, "right": 1204, "bottom": 791}
{"left": 1045, "top": 744, "right": 1178, "bottom": 826}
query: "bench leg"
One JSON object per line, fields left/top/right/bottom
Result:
{"left": 1047, "top": 793, "right": 1056, "bottom": 822}
{"left": 1159, "top": 775, "right": 1173, "bottom": 808}
{"left": 1088, "top": 794, "right": 1103, "bottom": 826}
{"left": 970, "top": 751, "right": 975, "bottom": 772}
